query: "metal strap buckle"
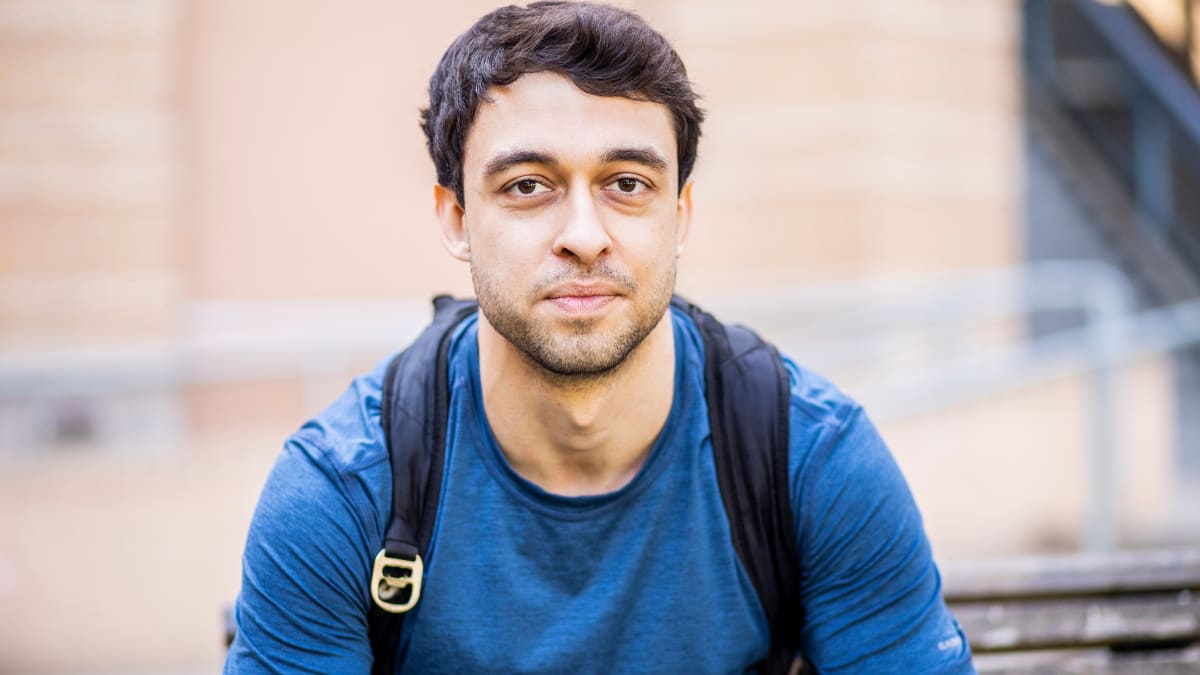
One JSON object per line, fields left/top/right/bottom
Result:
{"left": 371, "top": 549, "right": 424, "bottom": 613}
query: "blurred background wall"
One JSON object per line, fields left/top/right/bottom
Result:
{"left": 1, "top": 0, "right": 1198, "bottom": 672}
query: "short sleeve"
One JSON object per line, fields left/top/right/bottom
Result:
{"left": 224, "top": 436, "right": 382, "bottom": 674}
{"left": 787, "top": 369, "right": 974, "bottom": 673}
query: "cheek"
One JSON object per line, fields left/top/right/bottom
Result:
{"left": 621, "top": 214, "right": 678, "bottom": 256}
{"left": 620, "top": 222, "right": 679, "bottom": 280}
{"left": 466, "top": 221, "right": 552, "bottom": 289}
{"left": 467, "top": 209, "right": 543, "bottom": 259}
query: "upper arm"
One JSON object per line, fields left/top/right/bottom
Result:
{"left": 789, "top": 400, "right": 974, "bottom": 674}
{"left": 225, "top": 437, "right": 381, "bottom": 674}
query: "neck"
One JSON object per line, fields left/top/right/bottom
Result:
{"left": 477, "top": 311, "right": 676, "bottom": 496}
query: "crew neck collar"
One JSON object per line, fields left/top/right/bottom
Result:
{"left": 453, "top": 309, "right": 693, "bottom": 519}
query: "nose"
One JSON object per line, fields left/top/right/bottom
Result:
{"left": 551, "top": 186, "right": 611, "bottom": 265}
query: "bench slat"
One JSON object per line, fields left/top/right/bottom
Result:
{"left": 974, "top": 645, "right": 1200, "bottom": 674}
{"left": 943, "top": 547, "right": 1200, "bottom": 602}
{"left": 953, "top": 591, "right": 1200, "bottom": 652}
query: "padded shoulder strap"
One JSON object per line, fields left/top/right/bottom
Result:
{"left": 368, "top": 295, "right": 478, "bottom": 675}
{"left": 671, "top": 296, "right": 804, "bottom": 674}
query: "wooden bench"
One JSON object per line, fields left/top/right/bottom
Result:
{"left": 942, "top": 547, "right": 1200, "bottom": 673}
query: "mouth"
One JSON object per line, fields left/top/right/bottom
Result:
{"left": 544, "top": 283, "right": 622, "bottom": 314}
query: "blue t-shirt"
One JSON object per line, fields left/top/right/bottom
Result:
{"left": 226, "top": 307, "right": 974, "bottom": 674}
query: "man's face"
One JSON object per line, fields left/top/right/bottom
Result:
{"left": 439, "top": 71, "right": 692, "bottom": 376}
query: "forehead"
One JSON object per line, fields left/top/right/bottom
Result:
{"left": 462, "top": 72, "right": 677, "bottom": 173}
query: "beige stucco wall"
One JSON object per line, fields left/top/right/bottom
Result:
{"left": 179, "top": 0, "right": 1021, "bottom": 304}
{"left": 0, "top": 0, "right": 180, "bottom": 346}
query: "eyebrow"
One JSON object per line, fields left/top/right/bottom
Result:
{"left": 482, "top": 150, "right": 557, "bottom": 180}
{"left": 480, "top": 147, "right": 670, "bottom": 181}
{"left": 601, "top": 147, "right": 668, "bottom": 173}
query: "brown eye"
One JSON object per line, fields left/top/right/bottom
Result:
{"left": 508, "top": 179, "right": 549, "bottom": 196}
{"left": 607, "top": 176, "right": 648, "bottom": 195}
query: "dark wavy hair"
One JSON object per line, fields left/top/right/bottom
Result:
{"left": 420, "top": 1, "right": 705, "bottom": 206}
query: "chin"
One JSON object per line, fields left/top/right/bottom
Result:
{"left": 496, "top": 305, "right": 660, "bottom": 377}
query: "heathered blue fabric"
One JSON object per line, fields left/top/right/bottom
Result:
{"left": 226, "top": 306, "right": 975, "bottom": 674}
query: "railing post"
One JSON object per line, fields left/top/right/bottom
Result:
{"left": 1131, "top": 93, "right": 1175, "bottom": 234}
{"left": 1083, "top": 278, "right": 1130, "bottom": 552}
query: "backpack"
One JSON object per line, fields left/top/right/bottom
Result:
{"left": 368, "top": 295, "right": 803, "bottom": 674}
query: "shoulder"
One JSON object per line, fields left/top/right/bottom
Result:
{"left": 292, "top": 355, "right": 393, "bottom": 475}
{"left": 779, "top": 355, "right": 879, "bottom": 494}
{"left": 260, "top": 355, "right": 396, "bottom": 557}
{"left": 777, "top": 354, "right": 914, "bottom": 562}
{"left": 780, "top": 355, "right": 861, "bottom": 445}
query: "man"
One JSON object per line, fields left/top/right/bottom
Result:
{"left": 226, "top": 2, "right": 974, "bottom": 673}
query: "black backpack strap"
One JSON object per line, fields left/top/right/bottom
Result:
{"left": 671, "top": 296, "right": 804, "bottom": 674}
{"left": 368, "top": 295, "right": 478, "bottom": 675}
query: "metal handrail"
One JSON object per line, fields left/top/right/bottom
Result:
{"left": 4, "top": 262, "right": 1198, "bottom": 551}
{"left": 708, "top": 261, "right": 1200, "bottom": 553}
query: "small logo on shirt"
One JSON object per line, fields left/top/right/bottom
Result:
{"left": 937, "top": 635, "right": 963, "bottom": 652}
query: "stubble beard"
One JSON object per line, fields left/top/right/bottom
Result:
{"left": 471, "top": 261, "right": 675, "bottom": 379}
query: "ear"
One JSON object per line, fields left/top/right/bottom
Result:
{"left": 435, "top": 184, "right": 470, "bottom": 262}
{"left": 674, "top": 179, "right": 694, "bottom": 256}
